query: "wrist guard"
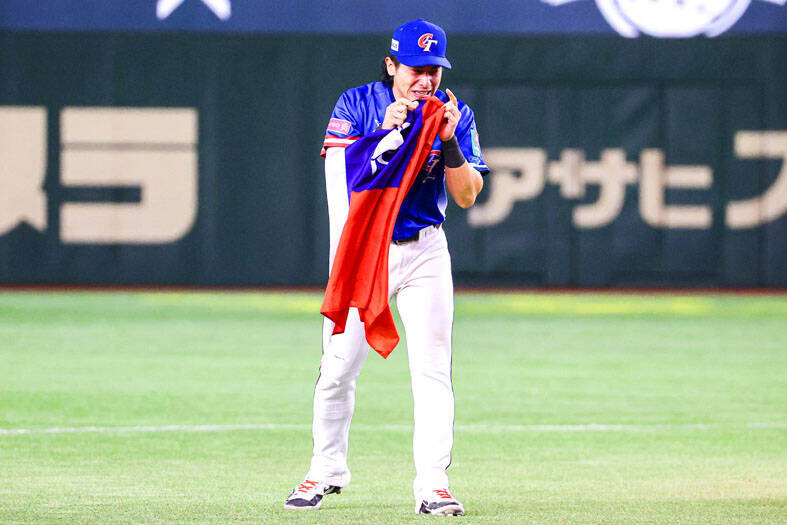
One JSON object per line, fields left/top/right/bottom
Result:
{"left": 442, "top": 136, "right": 466, "bottom": 168}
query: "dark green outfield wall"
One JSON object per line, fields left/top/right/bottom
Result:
{"left": 0, "top": 32, "right": 785, "bottom": 286}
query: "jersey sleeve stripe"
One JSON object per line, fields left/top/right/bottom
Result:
{"left": 320, "top": 135, "right": 360, "bottom": 157}
{"left": 470, "top": 162, "right": 490, "bottom": 174}
{"left": 324, "top": 135, "right": 360, "bottom": 144}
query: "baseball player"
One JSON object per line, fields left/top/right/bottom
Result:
{"left": 285, "top": 18, "right": 488, "bottom": 516}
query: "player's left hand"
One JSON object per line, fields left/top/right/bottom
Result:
{"left": 438, "top": 88, "right": 461, "bottom": 142}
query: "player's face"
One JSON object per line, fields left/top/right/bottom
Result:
{"left": 388, "top": 60, "right": 442, "bottom": 102}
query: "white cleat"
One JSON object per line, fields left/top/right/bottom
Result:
{"left": 283, "top": 479, "right": 341, "bottom": 510}
{"left": 415, "top": 488, "right": 465, "bottom": 516}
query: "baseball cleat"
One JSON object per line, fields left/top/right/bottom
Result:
{"left": 283, "top": 479, "right": 341, "bottom": 510}
{"left": 415, "top": 488, "right": 465, "bottom": 516}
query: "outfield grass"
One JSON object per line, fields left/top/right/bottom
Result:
{"left": 0, "top": 291, "right": 785, "bottom": 523}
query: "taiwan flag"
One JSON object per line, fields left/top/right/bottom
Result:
{"left": 321, "top": 96, "right": 446, "bottom": 358}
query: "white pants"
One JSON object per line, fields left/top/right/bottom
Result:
{"left": 308, "top": 149, "right": 456, "bottom": 498}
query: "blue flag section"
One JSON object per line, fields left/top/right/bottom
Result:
{"left": 0, "top": 0, "right": 785, "bottom": 36}
{"left": 343, "top": 124, "right": 418, "bottom": 195}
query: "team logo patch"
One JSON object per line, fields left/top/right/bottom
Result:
{"left": 471, "top": 128, "right": 481, "bottom": 157}
{"left": 417, "top": 33, "right": 438, "bottom": 52}
{"left": 422, "top": 150, "right": 442, "bottom": 180}
{"left": 327, "top": 118, "right": 352, "bottom": 135}
{"left": 391, "top": 38, "right": 399, "bottom": 52}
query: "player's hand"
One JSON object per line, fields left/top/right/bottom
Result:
{"left": 438, "top": 89, "right": 461, "bottom": 141}
{"left": 381, "top": 98, "right": 418, "bottom": 130}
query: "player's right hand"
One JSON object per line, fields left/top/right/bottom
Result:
{"left": 381, "top": 98, "right": 418, "bottom": 130}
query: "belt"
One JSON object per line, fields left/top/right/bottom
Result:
{"left": 392, "top": 224, "right": 441, "bottom": 245}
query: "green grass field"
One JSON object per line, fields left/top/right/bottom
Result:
{"left": 0, "top": 290, "right": 785, "bottom": 523}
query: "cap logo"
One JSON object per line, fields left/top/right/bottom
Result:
{"left": 417, "top": 33, "right": 438, "bottom": 52}
{"left": 391, "top": 38, "right": 399, "bottom": 52}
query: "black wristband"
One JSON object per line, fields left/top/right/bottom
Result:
{"left": 442, "top": 136, "right": 466, "bottom": 168}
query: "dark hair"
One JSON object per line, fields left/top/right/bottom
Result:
{"left": 380, "top": 54, "right": 400, "bottom": 87}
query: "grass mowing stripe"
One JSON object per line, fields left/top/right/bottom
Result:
{"left": 2, "top": 422, "right": 785, "bottom": 436}
{"left": 2, "top": 289, "right": 785, "bottom": 318}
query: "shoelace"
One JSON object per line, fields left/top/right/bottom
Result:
{"left": 433, "top": 489, "right": 453, "bottom": 500}
{"left": 296, "top": 480, "right": 319, "bottom": 493}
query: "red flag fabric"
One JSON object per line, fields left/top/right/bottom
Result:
{"left": 321, "top": 96, "right": 446, "bottom": 358}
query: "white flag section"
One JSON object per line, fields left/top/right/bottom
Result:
{"left": 157, "top": 0, "right": 231, "bottom": 21}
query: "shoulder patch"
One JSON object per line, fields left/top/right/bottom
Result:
{"left": 471, "top": 127, "right": 481, "bottom": 157}
{"left": 327, "top": 118, "right": 352, "bottom": 135}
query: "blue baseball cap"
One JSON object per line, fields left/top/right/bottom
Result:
{"left": 390, "top": 18, "right": 452, "bottom": 69}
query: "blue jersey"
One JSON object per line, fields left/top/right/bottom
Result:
{"left": 322, "top": 81, "right": 488, "bottom": 241}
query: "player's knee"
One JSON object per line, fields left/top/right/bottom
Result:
{"left": 410, "top": 352, "right": 452, "bottom": 380}
{"left": 426, "top": 327, "right": 452, "bottom": 348}
{"left": 315, "top": 376, "right": 355, "bottom": 402}
{"left": 317, "top": 363, "right": 362, "bottom": 392}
